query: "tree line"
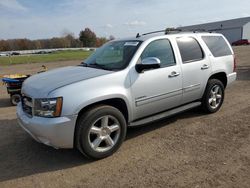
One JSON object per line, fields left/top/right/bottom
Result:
{"left": 0, "top": 28, "right": 114, "bottom": 51}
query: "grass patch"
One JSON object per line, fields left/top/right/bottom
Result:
{"left": 0, "top": 50, "right": 92, "bottom": 65}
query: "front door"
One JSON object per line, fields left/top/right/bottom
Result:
{"left": 130, "top": 39, "right": 182, "bottom": 119}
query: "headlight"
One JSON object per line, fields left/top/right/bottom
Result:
{"left": 34, "top": 97, "right": 63, "bottom": 117}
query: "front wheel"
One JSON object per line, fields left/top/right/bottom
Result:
{"left": 201, "top": 79, "right": 225, "bottom": 113}
{"left": 75, "top": 105, "right": 127, "bottom": 159}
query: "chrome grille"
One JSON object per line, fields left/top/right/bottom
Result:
{"left": 22, "top": 95, "right": 33, "bottom": 116}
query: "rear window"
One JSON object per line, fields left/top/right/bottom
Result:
{"left": 176, "top": 37, "right": 204, "bottom": 63}
{"left": 202, "top": 36, "right": 232, "bottom": 57}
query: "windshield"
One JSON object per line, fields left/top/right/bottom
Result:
{"left": 83, "top": 40, "right": 142, "bottom": 71}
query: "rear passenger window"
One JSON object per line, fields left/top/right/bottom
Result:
{"left": 176, "top": 37, "right": 204, "bottom": 63}
{"left": 141, "top": 39, "right": 176, "bottom": 68}
{"left": 202, "top": 36, "right": 232, "bottom": 57}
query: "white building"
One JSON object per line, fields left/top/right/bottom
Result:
{"left": 180, "top": 17, "right": 250, "bottom": 44}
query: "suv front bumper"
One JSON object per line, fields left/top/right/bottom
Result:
{"left": 16, "top": 103, "right": 77, "bottom": 149}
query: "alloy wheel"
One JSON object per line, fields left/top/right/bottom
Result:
{"left": 88, "top": 115, "right": 121, "bottom": 152}
{"left": 208, "top": 85, "right": 222, "bottom": 109}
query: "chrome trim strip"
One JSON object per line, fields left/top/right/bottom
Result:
{"left": 135, "top": 88, "right": 182, "bottom": 107}
{"left": 136, "top": 92, "right": 182, "bottom": 106}
{"left": 135, "top": 88, "right": 183, "bottom": 103}
{"left": 183, "top": 83, "right": 201, "bottom": 90}
{"left": 135, "top": 83, "right": 201, "bottom": 107}
{"left": 183, "top": 83, "right": 201, "bottom": 93}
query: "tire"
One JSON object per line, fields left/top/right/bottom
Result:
{"left": 10, "top": 94, "right": 21, "bottom": 106}
{"left": 75, "top": 105, "right": 127, "bottom": 159}
{"left": 201, "top": 79, "right": 225, "bottom": 113}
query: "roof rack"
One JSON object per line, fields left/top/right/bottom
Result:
{"left": 136, "top": 28, "right": 182, "bottom": 38}
{"left": 136, "top": 30, "right": 164, "bottom": 38}
{"left": 182, "top": 29, "right": 212, "bottom": 33}
{"left": 136, "top": 28, "right": 211, "bottom": 38}
{"left": 165, "top": 28, "right": 182, "bottom": 34}
{"left": 141, "top": 29, "right": 165, "bottom": 36}
{"left": 191, "top": 29, "right": 207, "bottom": 33}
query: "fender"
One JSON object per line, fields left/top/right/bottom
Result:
{"left": 74, "top": 93, "right": 133, "bottom": 122}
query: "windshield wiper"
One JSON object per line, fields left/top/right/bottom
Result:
{"left": 79, "top": 62, "right": 88, "bottom": 67}
{"left": 88, "top": 63, "right": 111, "bottom": 70}
{"left": 79, "top": 62, "right": 114, "bottom": 71}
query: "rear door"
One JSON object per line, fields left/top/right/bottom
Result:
{"left": 176, "top": 36, "right": 212, "bottom": 104}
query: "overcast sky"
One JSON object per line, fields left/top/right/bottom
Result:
{"left": 0, "top": 0, "right": 250, "bottom": 40}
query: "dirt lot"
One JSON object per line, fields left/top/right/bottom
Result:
{"left": 0, "top": 47, "right": 249, "bottom": 188}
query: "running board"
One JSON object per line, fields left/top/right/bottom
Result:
{"left": 129, "top": 102, "right": 201, "bottom": 127}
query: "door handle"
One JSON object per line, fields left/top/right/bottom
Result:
{"left": 201, "top": 64, "right": 209, "bottom": 70}
{"left": 168, "top": 71, "right": 180, "bottom": 78}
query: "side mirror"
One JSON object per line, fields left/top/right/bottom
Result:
{"left": 135, "top": 57, "right": 161, "bottom": 73}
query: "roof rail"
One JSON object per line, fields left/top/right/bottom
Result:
{"left": 180, "top": 28, "right": 214, "bottom": 33}
{"left": 165, "top": 28, "right": 182, "bottom": 34}
{"left": 142, "top": 29, "right": 165, "bottom": 36}
{"left": 136, "top": 28, "right": 182, "bottom": 38}
{"left": 136, "top": 30, "right": 165, "bottom": 38}
{"left": 136, "top": 28, "right": 212, "bottom": 38}
{"left": 191, "top": 29, "right": 207, "bottom": 33}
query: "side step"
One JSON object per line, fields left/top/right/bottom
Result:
{"left": 129, "top": 102, "right": 201, "bottom": 127}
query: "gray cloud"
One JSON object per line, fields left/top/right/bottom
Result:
{"left": 103, "top": 24, "right": 113, "bottom": 28}
{"left": 124, "top": 21, "right": 147, "bottom": 27}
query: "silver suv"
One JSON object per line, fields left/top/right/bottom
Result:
{"left": 17, "top": 30, "right": 237, "bottom": 159}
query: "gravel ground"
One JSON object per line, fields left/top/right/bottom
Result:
{"left": 0, "top": 46, "right": 249, "bottom": 188}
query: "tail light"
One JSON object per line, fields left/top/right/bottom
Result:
{"left": 233, "top": 55, "right": 237, "bottom": 72}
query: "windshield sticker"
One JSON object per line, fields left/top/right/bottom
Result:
{"left": 124, "top": 42, "right": 139, "bottom": 46}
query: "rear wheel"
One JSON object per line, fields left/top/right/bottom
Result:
{"left": 75, "top": 105, "right": 127, "bottom": 159}
{"left": 201, "top": 79, "right": 224, "bottom": 113}
{"left": 10, "top": 94, "right": 21, "bottom": 106}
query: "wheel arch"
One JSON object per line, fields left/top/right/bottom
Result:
{"left": 208, "top": 72, "right": 227, "bottom": 88}
{"left": 76, "top": 98, "right": 129, "bottom": 123}
{"left": 74, "top": 98, "right": 129, "bottom": 148}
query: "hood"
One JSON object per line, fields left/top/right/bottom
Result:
{"left": 22, "top": 66, "right": 112, "bottom": 97}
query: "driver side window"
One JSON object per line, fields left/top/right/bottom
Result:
{"left": 140, "top": 39, "right": 176, "bottom": 68}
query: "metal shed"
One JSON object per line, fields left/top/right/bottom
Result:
{"left": 180, "top": 17, "right": 250, "bottom": 44}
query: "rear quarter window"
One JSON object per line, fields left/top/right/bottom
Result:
{"left": 202, "top": 36, "right": 232, "bottom": 57}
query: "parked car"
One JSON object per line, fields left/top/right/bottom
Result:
{"left": 11, "top": 52, "right": 20, "bottom": 56}
{"left": 17, "top": 31, "right": 237, "bottom": 159}
{"left": 232, "top": 39, "right": 250, "bottom": 46}
{"left": 0, "top": 53, "right": 8, "bottom": 56}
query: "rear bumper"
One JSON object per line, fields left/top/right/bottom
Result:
{"left": 16, "top": 103, "right": 77, "bottom": 149}
{"left": 227, "top": 72, "right": 237, "bottom": 85}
